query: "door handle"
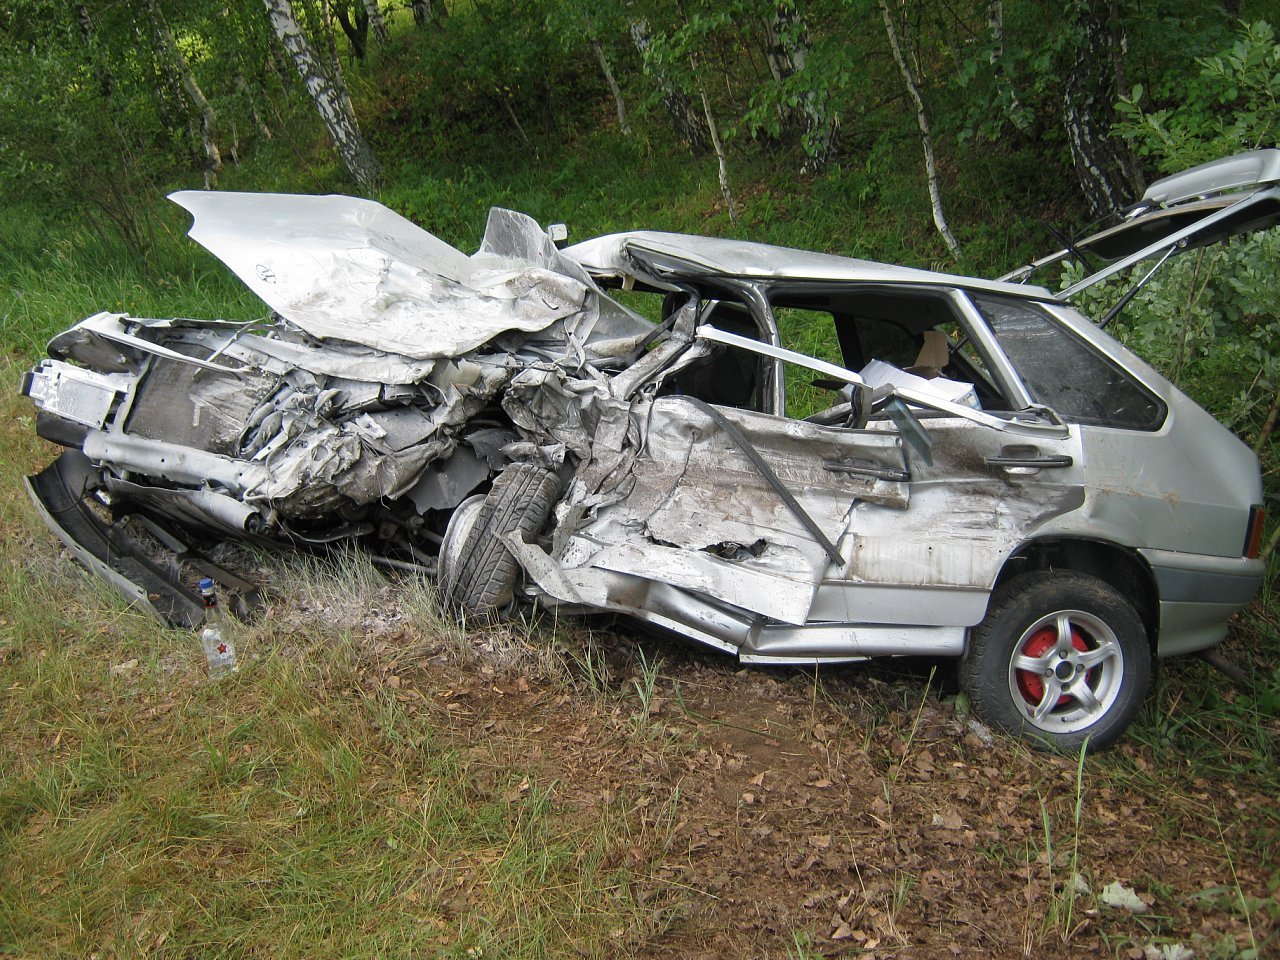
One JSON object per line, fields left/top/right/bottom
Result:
{"left": 823, "top": 458, "right": 910, "bottom": 482}
{"left": 984, "top": 454, "right": 1073, "bottom": 469}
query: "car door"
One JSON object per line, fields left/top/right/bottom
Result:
{"left": 803, "top": 288, "right": 1087, "bottom": 631}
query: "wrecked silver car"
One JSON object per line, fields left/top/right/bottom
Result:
{"left": 24, "top": 152, "right": 1273, "bottom": 751}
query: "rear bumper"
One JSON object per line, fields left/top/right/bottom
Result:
{"left": 1140, "top": 549, "right": 1264, "bottom": 657}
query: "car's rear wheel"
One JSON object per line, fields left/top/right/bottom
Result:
{"left": 959, "top": 571, "right": 1150, "bottom": 753}
{"left": 438, "top": 463, "right": 560, "bottom": 623}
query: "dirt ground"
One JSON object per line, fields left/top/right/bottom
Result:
{"left": 352, "top": 601, "right": 1276, "bottom": 960}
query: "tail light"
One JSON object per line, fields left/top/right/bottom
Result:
{"left": 1244, "top": 505, "right": 1266, "bottom": 559}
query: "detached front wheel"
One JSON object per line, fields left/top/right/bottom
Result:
{"left": 960, "top": 572, "right": 1151, "bottom": 753}
{"left": 438, "top": 463, "right": 560, "bottom": 623}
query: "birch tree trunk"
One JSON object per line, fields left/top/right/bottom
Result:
{"left": 986, "top": 0, "right": 1028, "bottom": 131}
{"left": 362, "top": 0, "right": 390, "bottom": 46}
{"left": 629, "top": 17, "right": 709, "bottom": 152}
{"left": 334, "top": 3, "right": 369, "bottom": 60}
{"left": 590, "top": 35, "right": 630, "bottom": 134}
{"left": 411, "top": 0, "right": 447, "bottom": 26}
{"left": 695, "top": 73, "right": 736, "bottom": 223}
{"left": 74, "top": 4, "right": 114, "bottom": 99}
{"left": 1061, "top": 0, "right": 1143, "bottom": 218}
{"left": 262, "top": 0, "right": 379, "bottom": 191}
{"left": 763, "top": 3, "right": 836, "bottom": 171}
{"left": 151, "top": 3, "right": 222, "bottom": 188}
{"left": 878, "top": 0, "right": 960, "bottom": 260}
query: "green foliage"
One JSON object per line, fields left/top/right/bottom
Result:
{"left": 1114, "top": 20, "right": 1280, "bottom": 173}
{"left": 367, "top": 0, "right": 599, "bottom": 161}
{"left": 0, "top": 0, "right": 302, "bottom": 253}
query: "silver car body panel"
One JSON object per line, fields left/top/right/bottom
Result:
{"left": 172, "top": 191, "right": 590, "bottom": 359}
{"left": 567, "top": 231, "right": 1056, "bottom": 300}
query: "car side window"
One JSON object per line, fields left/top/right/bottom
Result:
{"left": 773, "top": 307, "right": 847, "bottom": 418}
{"left": 974, "top": 294, "right": 1166, "bottom": 430}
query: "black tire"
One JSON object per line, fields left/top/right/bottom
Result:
{"left": 959, "top": 571, "right": 1151, "bottom": 753}
{"left": 439, "top": 463, "right": 560, "bottom": 623}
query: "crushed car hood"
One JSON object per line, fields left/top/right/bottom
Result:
{"left": 171, "top": 191, "right": 592, "bottom": 359}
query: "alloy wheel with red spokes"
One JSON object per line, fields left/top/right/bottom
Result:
{"left": 1006, "top": 609, "right": 1125, "bottom": 734}
{"left": 960, "top": 571, "right": 1150, "bottom": 752}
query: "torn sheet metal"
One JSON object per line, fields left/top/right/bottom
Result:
{"left": 545, "top": 397, "right": 911, "bottom": 623}
{"left": 23, "top": 183, "right": 1265, "bottom": 723}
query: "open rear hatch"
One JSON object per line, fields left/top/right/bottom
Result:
{"left": 1001, "top": 149, "right": 1280, "bottom": 301}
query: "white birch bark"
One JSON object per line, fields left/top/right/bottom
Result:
{"left": 629, "top": 17, "right": 709, "bottom": 152}
{"left": 687, "top": 51, "right": 736, "bottom": 223}
{"left": 151, "top": 4, "right": 222, "bottom": 188}
{"left": 1061, "top": 0, "right": 1142, "bottom": 217}
{"left": 763, "top": 3, "right": 835, "bottom": 171}
{"left": 262, "top": 0, "right": 379, "bottom": 191}
{"left": 590, "top": 34, "right": 630, "bottom": 134}
{"left": 878, "top": 0, "right": 960, "bottom": 260}
{"left": 588, "top": 39, "right": 629, "bottom": 135}
{"left": 363, "top": 0, "right": 390, "bottom": 45}
{"left": 986, "top": 0, "right": 1028, "bottom": 131}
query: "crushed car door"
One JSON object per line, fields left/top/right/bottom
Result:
{"left": 547, "top": 306, "right": 1082, "bottom": 632}
{"left": 769, "top": 287, "right": 1088, "bottom": 632}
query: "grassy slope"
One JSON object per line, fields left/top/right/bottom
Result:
{"left": 0, "top": 64, "right": 1277, "bottom": 960}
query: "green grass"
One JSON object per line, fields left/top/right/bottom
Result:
{"left": 0, "top": 204, "right": 265, "bottom": 356}
{"left": 0, "top": 372, "right": 665, "bottom": 958}
{"left": 0, "top": 554, "right": 657, "bottom": 958}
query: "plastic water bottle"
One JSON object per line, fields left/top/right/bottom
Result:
{"left": 199, "top": 577, "right": 239, "bottom": 679}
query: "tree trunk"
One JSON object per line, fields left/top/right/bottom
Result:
{"left": 262, "top": 0, "right": 379, "bottom": 191}
{"left": 236, "top": 73, "right": 274, "bottom": 139}
{"left": 334, "top": 3, "right": 369, "bottom": 60}
{"left": 362, "top": 0, "right": 390, "bottom": 45}
{"left": 629, "top": 17, "right": 709, "bottom": 153}
{"left": 500, "top": 95, "right": 533, "bottom": 149}
{"left": 151, "top": 3, "right": 223, "bottom": 188}
{"left": 763, "top": 3, "right": 836, "bottom": 171}
{"left": 412, "top": 0, "right": 447, "bottom": 26}
{"left": 986, "top": 0, "right": 1028, "bottom": 132}
{"left": 696, "top": 73, "right": 736, "bottom": 223}
{"left": 1061, "top": 0, "right": 1143, "bottom": 219}
{"left": 675, "top": 1, "right": 736, "bottom": 222}
{"left": 878, "top": 0, "right": 960, "bottom": 260}
{"left": 74, "top": 4, "right": 114, "bottom": 99}
{"left": 590, "top": 35, "right": 630, "bottom": 134}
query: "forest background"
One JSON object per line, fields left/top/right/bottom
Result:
{"left": 1, "top": 1, "right": 1278, "bottom": 958}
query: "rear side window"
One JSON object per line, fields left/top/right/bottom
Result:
{"left": 974, "top": 295, "right": 1165, "bottom": 430}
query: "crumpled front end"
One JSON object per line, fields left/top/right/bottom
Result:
{"left": 23, "top": 196, "right": 655, "bottom": 620}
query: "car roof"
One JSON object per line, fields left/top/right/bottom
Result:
{"left": 566, "top": 231, "right": 1056, "bottom": 300}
